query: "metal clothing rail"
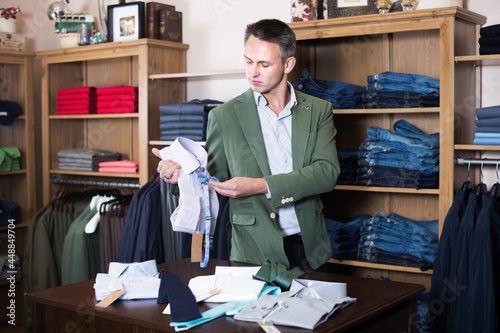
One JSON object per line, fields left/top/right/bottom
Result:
{"left": 456, "top": 157, "right": 500, "bottom": 167}
{"left": 51, "top": 177, "right": 140, "bottom": 189}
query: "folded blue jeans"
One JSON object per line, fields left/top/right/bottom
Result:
{"left": 367, "top": 71, "right": 440, "bottom": 90}
{"left": 367, "top": 122, "right": 439, "bottom": 150}
{"left": 359, "top": 238, "right": 436, "bottom": 263}
{"left": 358, "top": 247, "right": 432, "bottom": 270}
{"left": 365, "top": 213, "right": 438, "bottom": 243}
{"left": 358, "top": 156, "right": 439, "bottom": 173}
{"left": 366, "top": 82, "right": 439, "bottom": 96}
{"left": 360, "top": 141, "right": 439, "bottom": 158}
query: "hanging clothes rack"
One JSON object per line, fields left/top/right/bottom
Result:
{"left": 51, "top": 177, "right": 140, "bottom": 189}
{"left": 455, "top": 157, "right": 500, "bottom": 167}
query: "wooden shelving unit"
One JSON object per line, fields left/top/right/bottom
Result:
{"left": 288, "top": 7, "right": 487, "bottom": 290}
{"left": 37, "top": 39, "right": 188, "bottom": 203}
{"left": 0, "top": 50, "right": 35, "bottom": 327}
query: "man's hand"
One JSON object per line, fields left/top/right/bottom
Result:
{"left": 209, "top": 177, "right": 268, "bottom": 198}
{"left": 151, "top": 148, "right": 181, "bottom": 184}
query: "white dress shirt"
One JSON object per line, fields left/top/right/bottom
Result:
{"left": 159, "top": 137, "right": 219, "bottom": 234}
{"left": 254, "top": 84, "right": 300, "bottom": 236}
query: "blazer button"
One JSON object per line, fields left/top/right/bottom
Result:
{"left": 281, "top": 199, "right": 286, "bottom": 204}
{"left": 270, "top": 213, "right": 276, "bottom": 219}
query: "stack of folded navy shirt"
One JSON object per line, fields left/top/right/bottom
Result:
{"left": 159, "top": 99, "right": 223, "bottom": 141}
{"left": 292, "top": 68, "right": 365, "bottom": 109}
{"left": 0, "top": 100, "right": 21, "bottom": 126}
{"left": 363, "top": 71, "right": 439, "bottom": 108}
{"left": 358, "top": 212, "right": 437, "bottom": 270}
{"left": 357, "top": 119, "right": 439, "bottom": 189}
{"left": 56, "top": 87, "right": 97, "bottom": 115}
{"left": 479, "top": 24, "right": 500, "bottom": 55}
{"left": 325, "top": 214, "right": 371, "bottom": 260}
{"left": 336, "top": 148, "right": 360, "bottom": 185}
{"left": 58, "top": 148, "right": 121, "bottom": 172}
{"left": 474, "top": 104, "right": 500, "bottom": 145}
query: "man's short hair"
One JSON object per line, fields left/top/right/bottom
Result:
{"left": 244, "top": 19, "right": 296, "bottom": 63}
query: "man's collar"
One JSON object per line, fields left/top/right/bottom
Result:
{"left": 253, "top": 82, "right": 297, "bottom": 111}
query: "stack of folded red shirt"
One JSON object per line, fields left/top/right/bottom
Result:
{"left": 56, "top": 86, "right": 97, "bottom": 115}
{"left": 96, "top": 86, "right": 138, "bottom": 114}
{"left": 98, "top": 160, "right": 139, "bottom": 174}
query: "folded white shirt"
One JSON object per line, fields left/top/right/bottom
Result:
{"left": 93, "top": 260, "right": 161, "bottom": 301}
{"left": 188, "top": 266, "right": 265, "bottom": 303}
{"left": 234, "top": 279, "right": 357, "bottom": 329}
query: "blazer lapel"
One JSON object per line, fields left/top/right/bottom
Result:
{"left": 235, "top": 90, "right": 271, "bottom": 177}
{"left": 292, "top": 96, "right": 312, "bottom": 170}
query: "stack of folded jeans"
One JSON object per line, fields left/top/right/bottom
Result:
{"left": 58, "top": 148, "right": 121, "bottom": 171}
{"left": 159, "top": 99, "right": 223, "bottom": 141}
{"left": 357, "top": 119, "right": 439, "bottom": 189}
{"left": 474, "top": 104, "right": 500, "bottom": 145}
{"left": 358, "top": 212, "right": 438, "bottom": 270}
{"left": 325, "top": 214, "right": 371, "bottom": 260}
{"left": 479, "top": 24, "right": 500, "bottom": 55}
{"left": 363, "top": 71, "right": 439, "bottom": 108}
{"left": 292, "top": 68, "right": 366, "bottom": 109}
{"left": 336, "top": 148, "right": 360, "bottom": 185}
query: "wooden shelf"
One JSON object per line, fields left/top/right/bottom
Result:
{"left": 39, "top": 39, "right": 188, "bottom": 203}
{"left": 455, "top": 54, "right": 500, "bottom": 66}
{"left": 329, "top": 259, "right": 433, "bottom": 275}
{"left": 455, "top": 144, "right": 500, "bottom": 151}
{"left": 335, "top": 185, "right": 439, "bottom": 194}
{"left": 149, "top": 140, "right": 205, "bottom": 146}
{"left": 49, "top": 113, "right": 139, "bottom": 120}
{"left": 333, "top": 107, "right": 440, "bottom": 115}
{"left": 149, "top": 69, "right": 245, "bottom": 80}
{"left": 0, "top": 170, "right": 27, "bottom": 176}
{"left": 50, "top": 170, "right": 140, "bottom": 178}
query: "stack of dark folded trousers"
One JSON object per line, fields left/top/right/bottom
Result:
{"left": 358, "top": 212, "right": 437, "bottom": 270}
{"left": 56, "top": 87, "right": 97, "bottom": 115}
{"left": 363, "top": 71, "right": 439, "bottom": 108}
{"left": 57, "top": 148, "right": 121, "bottom": 172}
{"left": 159, "top": 99, "right": 223, "bottom": 141}
{"left": 479, "top": 23, "right": 500, "bottom": 55}
{"left": 357, "top": 119, "right": 439, "bottom": 189}
{"left": 325, "top": 214, "right": 371, "bottom": 260}
{"left": 474, "top": 104, "right": 500, "bottom": 145}
{"left": 292, "top": 68, "right": 366, "bottom": 109}
{"left": 336, "top": 148, "right": 360, "bottom": 185}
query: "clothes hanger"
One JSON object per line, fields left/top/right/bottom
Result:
{"left": 85, "top": 195, "right": 115, "bottom": 234}
{"left": 461, "top": 161, "right": 472, "bottom": 192}
{"left": 475, "top": 161, "right": 488, "bottom": 196}
{"left": 490, "top": 161, "right": 500, "bottom": 199}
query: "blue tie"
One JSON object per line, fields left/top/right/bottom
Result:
{"left": 193, "top": 171, "right": 219, "bottom": 268}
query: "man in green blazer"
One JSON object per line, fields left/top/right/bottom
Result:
{"left": 156, "top": 19, "right": 340, "bottom": 271}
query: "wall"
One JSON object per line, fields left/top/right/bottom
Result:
{"left": 2, "top": 0, "right": 500, "bottom": 205}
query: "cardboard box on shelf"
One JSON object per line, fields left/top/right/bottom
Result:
{"left": 0, "top": 32, "right": 25, "bottom": 51}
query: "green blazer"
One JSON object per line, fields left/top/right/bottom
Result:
{"left": 206, "top": 88, "right": 340, "bottom": 269}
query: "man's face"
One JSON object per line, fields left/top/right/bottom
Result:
{"left": 244, "top": 35, "right": 288, "bottom": 94}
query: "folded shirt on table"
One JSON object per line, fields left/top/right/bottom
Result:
{"left": 93, "top": 260, "right": 160, "bottom": 301}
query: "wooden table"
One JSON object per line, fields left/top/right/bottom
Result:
{"left": 25, "top": 258, "right": 424, "bottom": 332}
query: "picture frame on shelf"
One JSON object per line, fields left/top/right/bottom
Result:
{"left": 328, "top": 0, "right": 379, "bottom": 18}
{"left": 107, "top": 1, "right": 145, "bottom": 42}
